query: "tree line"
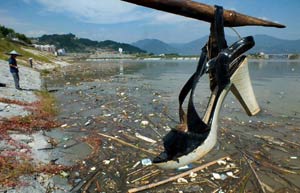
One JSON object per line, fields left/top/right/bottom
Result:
{"left": 0, "top": 25, "right": 32, "bottom": 44}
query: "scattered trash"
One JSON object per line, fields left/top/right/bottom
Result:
{"left": 177, "top": 164, "right": 193, "bottom": 171}
{"left": 74, "top": 178, "right": 82, "bottom": 183}
{"left": 60, "top": 171, "right": 69, "bottom": 178}
{"left": 140, "top": 120, "right": 149, "bottom": 126}
{"left": 63, "top": 137, "right": 69, "bottom": 141}
{"left": 103, "top": 160, "right": 111, "bottom": 165}
{"left": 220, "top": 174, "right": 228, "bottom": 180}
{"left": 84, "top": 120, "right": 92, "bottom": 126}
{"left": 90, "top": 167, "right": 96, "bottom": 171}
{"left": 132, "top": 161, "right": 140, "bottom": 169}
{"left": 189, "top": 172, "right": 197, "bottom": 178}
{"left": 61, "top": 124, "right": 68, "bottom": 128}
{"left": 177, "top": 177, "right": 188, "bottom": 183}
{"left": 226, "top": 171, "right": 239, "bottom": 178}
{"left": 135, "top": 133, "right": 157, "bottom": 143}
{"left": 141, "top": 158, "right": 152, "bottom": 166}
{"left": 212, "top": 173, "right": 221, "bottom": 180}
{"left": 217, "top": 160, "right": 227, "bottom": 165}
{"left": 290, "top": 156, "right": 298, "bottom": 160}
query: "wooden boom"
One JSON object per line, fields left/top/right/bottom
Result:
{"left": 121, "top": 0, "right": 285, "bottom": 28}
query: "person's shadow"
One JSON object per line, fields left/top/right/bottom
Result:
{"left": 19, "top": 88, "right": 39, "bottom": 91}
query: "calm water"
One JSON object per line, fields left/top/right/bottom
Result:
{"left": 118, "top": 59, "right": 300, "bottom": 121}
{"left": 51, "top": 58, "right": 300, "bottom": 124}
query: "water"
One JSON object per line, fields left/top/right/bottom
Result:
{"left": 119, "top": 59, "right": 300, "bottom": 122}
{"left": 46, "top": 58, "right": 300, "bottom": 192}
{"left": 50, "top": 58, "right": 300, "bottom": 123}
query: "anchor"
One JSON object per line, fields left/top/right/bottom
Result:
{"left": 121, "top": 0, "right": 285, "bottom": 169}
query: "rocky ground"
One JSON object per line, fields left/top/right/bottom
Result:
{"left": 0, "top": 60, "right": 40, "bottom": 116}
{"left": 0, "top": 60, "right": 72, "bottom": 193}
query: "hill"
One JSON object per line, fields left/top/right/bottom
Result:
{"left": 132, "top": 35, "right": 300, "bottom": 55}
{"left": 36, "top": 33, "right": 146, "bottom": 54}
{"left": 132, "top": 39, "right": 178, "bottom": 55}
{"left": 0, "top": 25, "right": 51, "bottom": 63}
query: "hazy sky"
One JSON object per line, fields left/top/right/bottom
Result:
{"left": 0, "top": 0, "right": 299, "bottom": 43}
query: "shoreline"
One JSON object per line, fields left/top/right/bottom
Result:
{"left": 0, "top": 59, "right": 72, "bottom": 192}
{"left": 1, "top": 56, "right": 300, "bottom": 192}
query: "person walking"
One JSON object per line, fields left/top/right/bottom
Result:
{"left": 7, "top": 50, "right": 22, "bottom": 90}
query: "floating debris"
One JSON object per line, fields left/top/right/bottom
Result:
{"left": 217, "top": 160, "right": 227, "bottom": 165}
{"left": 84, "top": 120, "right": 92, "bottom": 126}
{"left": 189, "top": 172, "right": 197, "bottom": 178}
{"left": 212, "top": 173, "right": 221, "bottom": 180}
{"left": 103, "top": 160, "right": 111, "bottom": 165}
{"left": 177, "top": 177, "right": 188, "bottom": 183}
{"left": 61, "top": 124, "right": 68, "bottom": 128}
{"left": 141, "top": 158, "right": 152, "bottom": 166}
{"left": 132, "top": 161, "right": 140, "bottom": 169}
{"left": 177, "top": 165, "right": 192, "bottom": 171}
{"left": 60, "top": 171, "right": 69, "bottom": 178}
{"left": 141, "top": 120, "right": 149, "bottom": 126}
{"left": 226, "top": 171, "right": 239, "bottom": 178}
{"left": 135, "top": 133, "right": 157, "bottom": 143}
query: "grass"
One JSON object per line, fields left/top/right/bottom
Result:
{"left": 35, "top": 90, "right": 58, "bottom": 116}
{"left": 0, "top": 38, "right": 51, "bottom": 64}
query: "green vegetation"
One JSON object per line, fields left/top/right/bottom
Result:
{"left": 0, "top": 38, "right": 51, "bottom": 64}
{"left": 0, "top": 25, "right": 51, "bottom": 64}
{"left": 36, "top": 33, "right": 146, "bottom": 54}
{"left": 0, "top": 25, "right": 31, "bottom": 44}
{"left": 35, "top": 90, "right": 58, "bottom": 116}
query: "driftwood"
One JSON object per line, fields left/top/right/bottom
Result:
{"left": 97, "top": 132, "right": 157, "bottom": 155}
{"left": 243, "top": 154, "right": 267, "bottom": 193}
{"left": 121, "top": 0, "right": 285, "bottom": 28}
{"left": 127, "top": 156, "right": 229, "bottom": 193}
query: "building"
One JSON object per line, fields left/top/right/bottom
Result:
{"left": 33, "top": 44, "right": 56, "bottom": 53}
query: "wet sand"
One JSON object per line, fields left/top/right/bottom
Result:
{"left": 43, "top": 58, "right": 300, "bottom": 192}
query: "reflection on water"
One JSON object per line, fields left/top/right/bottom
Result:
{"left": 50, "top": 59, "right": 300, "bottom": 122}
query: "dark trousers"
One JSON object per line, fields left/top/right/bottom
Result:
{"left": 11, "top": 72, "right": 20, "bottom": 89}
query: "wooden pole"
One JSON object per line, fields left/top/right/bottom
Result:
{"left": 121, "top": 0, "right": 285, "bottom": 28}
{"left": 127, "top": 156, "right": 229, "bottom": 193}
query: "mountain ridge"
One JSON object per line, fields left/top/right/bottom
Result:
{"left": 132, "top": 35, "right": 300, "bottom": 55}
{"left": 35, "top": 33, "right": 146, "bottom": 54}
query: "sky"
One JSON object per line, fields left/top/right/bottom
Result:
{"left": 0, "top": 0, "right": 299, "bottom": 43}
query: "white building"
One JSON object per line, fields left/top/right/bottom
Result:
{"left": 33, "top": 44, "right": 56, "bottom": 53}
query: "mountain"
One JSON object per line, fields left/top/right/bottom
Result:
{"left": 250, "top": 35, "right": 300, "bottom": 54}
{"left": 36, "top": 33, "right": 146, "bottom": 54}
{"left": 132, "top": 39, "right": 178, "bottom": 55}
{"left": 132, "top": 35, "right": 300, "bottom": 55}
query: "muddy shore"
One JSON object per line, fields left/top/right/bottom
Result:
{"left": 1, "top": 58, "right": 300, "bottom": 192}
